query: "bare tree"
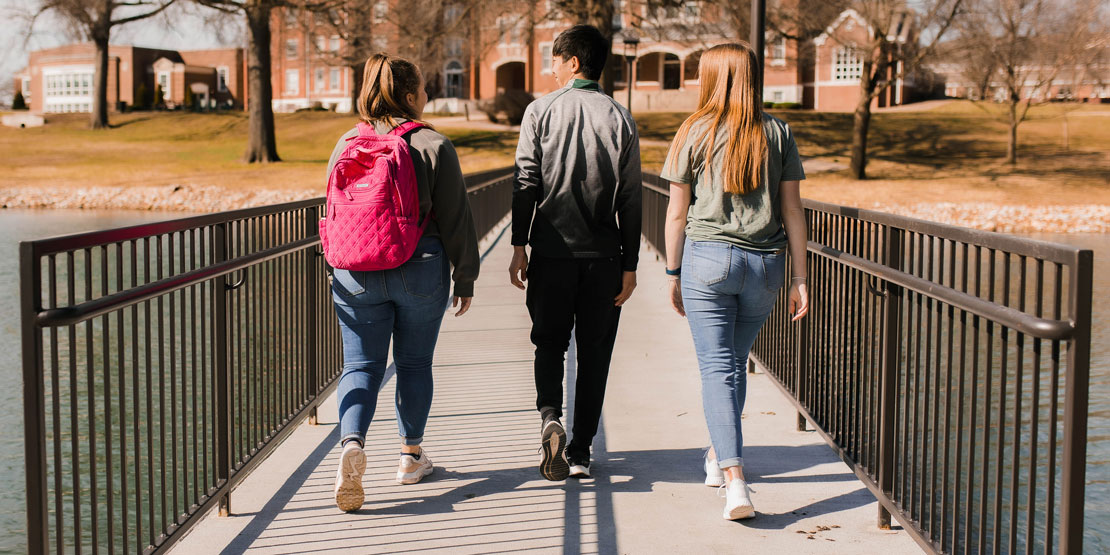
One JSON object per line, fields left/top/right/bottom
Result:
{"left": 30, "top": 0, "right": 177, "bottom": 129}
{"left": 822, "top": 0, "right": 965, "bottom": 179}
{"left": 955, "top": 0, "right": 1109, "bottom": 163}
{"left": 192, "top": 0, "right": 327, "bottom": 162}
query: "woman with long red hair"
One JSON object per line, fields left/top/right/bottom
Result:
{"left": 661, "top": 42, "right": 810, "bottom": 520}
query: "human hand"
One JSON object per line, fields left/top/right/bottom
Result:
{"left": 509, "top": 248, "right": 528, "bottom": 290}
{"left": 614, "top": 271, "right": 637, "bottom": 306}
{"left": 452, "top": 296, "right": 472, "bottom": 317}
{"left": 788, "top": 281, "right": 809, "bottom": 321}
{"left": 668, "top": 279, "right": 684, "bottom": 316}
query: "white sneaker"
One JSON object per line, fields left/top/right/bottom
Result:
{"left": 721, "top": 478, "right": 755, "bottom": 520}
{"left": 569, "top": 461, "right": 591, "bottom": 478}
{"left": 334, "top": 442, "right": 366, "bottom": 512}
{"left": 704, "top": 454, "right": 725, "bottom": 487}
{"left": 396, "top": 449, "right": 434, "bottom": 484}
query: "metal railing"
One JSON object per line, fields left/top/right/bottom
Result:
{"left": 20, "top": 168, "right": 514, "bottom": 554}
{"left": 640, "top": 173, "right": 1093, "bottom": 554}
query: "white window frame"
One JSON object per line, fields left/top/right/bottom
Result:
{"left": 315, "top": 68, "right": 325, "bottom": 92}
{"left": 540, "top": 43, "right": 553, "bottom": 72}
{"left": 285, "top": 69, "right": 299, "bottom": 95}
{"left": 330, "top": 68, "right": 341, "bottom": 91}
{"left": 771, "top": 36, "right": 786, "bottom": 66}
{"left": 330, "top": 35, "right": 340, "bottom": 52}
{"left": 316, "top": 35, "right": 326, "bottom": 53}
{"left": 833, "top": 46, "right": 863, "bottom": 81}
{"left": 217, "top": 66, "right": 229, "bottom": 93}
{"left": 286, "top": 39, "right": 299, "bottom": 60}
{"left": 373, "top": 1, "right": 388, "bottom": 23}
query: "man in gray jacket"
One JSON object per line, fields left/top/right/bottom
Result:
{"left": 509, "top": 24, "right": 642, "bottom": 481}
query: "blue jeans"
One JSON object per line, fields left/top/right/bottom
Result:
{"left": 681, "top": 239, "right": 785, "bottom": 469}
{"left": 331, "top": 236, "right": 450, "bottom": 446}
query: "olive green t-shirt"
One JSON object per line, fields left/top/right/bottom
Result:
{"left": 659, "top": 114, "right": 806, "bottom": 252}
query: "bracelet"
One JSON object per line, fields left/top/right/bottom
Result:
{"left": 665, "top": 267, "right": 681, "bottom": 276}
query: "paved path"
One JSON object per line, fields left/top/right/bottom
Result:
{"left": 171, "top": 229, "right": 919, "bottom": 554}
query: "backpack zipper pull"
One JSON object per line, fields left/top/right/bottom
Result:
{"left": 343, "top": 187, "right": 354, "bottom": 201}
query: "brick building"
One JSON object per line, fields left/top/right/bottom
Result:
{"left": 15, "top": 43, "right": 244, "bottom": 114}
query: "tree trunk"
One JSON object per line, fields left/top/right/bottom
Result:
{"left": 595, "top": 15, "right": 616, "bottom": 97}
{"left": 91, "top": 29, "right": 111, "bottom": 129}
{"left": 850, "top": 82, "right": 874, "bottom": 180}
{"left": 350, "top": 62, "right": 363, "bottom": 114}
{"left": 245, "top": 4, "right": 280, "bottom": 163}
{"left": 1006, "top": 100, "right": 1018, "bottom": 165}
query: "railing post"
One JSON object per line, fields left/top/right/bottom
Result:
{"left": 305, "top": 206, "right": 319, "bottom": 425}
{"left": 796, "top": 301, "right": 809, "bottom": 432}
{"left": 877, "top": 226, "right": 903, "bottom": 530}
{"left": 1060, "top": 249, "right": 1092, "bottom": 555}
{"left": 213, "top": 223, "right": 231, "bottom": 517}
{"left": 20, "top": 243, "right": 48, "bottom": 554}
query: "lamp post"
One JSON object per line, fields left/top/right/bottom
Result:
{"left": 622, "top": 31, "right": 640, "bottom": 111}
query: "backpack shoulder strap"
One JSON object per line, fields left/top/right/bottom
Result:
{"left": 390, "top": 121, "right": 425, "bottom": 136}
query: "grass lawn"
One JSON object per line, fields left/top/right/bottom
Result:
{"left": 0, "top": 101, "right": 1106, "bottom": 212}
{"left": 637, "top": 101, "right": 1110, "bottom": 209}
{"left": 0, "top": 110, "right": 518, "bottom": 195}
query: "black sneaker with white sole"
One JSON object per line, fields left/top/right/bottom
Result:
{"left": 539, "top": 417, "right": 570, "bottom": 481}
{"left": 568, "top": 454, "right": 591, "bottom": 478}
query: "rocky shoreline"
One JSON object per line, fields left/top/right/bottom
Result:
{"left": 0, "top": 185, "right": 1107, "bottom": 234}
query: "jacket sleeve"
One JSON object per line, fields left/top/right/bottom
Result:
{"left": 615, "top": 116, "right": 642, "bottom": 272}
{"left": 431, "top": 137, "right": 480, "bottom": 298}
{"left": 511, "top": 103, "right": 542, "bottom": 247}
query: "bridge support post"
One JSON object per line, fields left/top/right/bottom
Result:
{"left": 877, "top": 226, "right": 903, "bottom": 530}
{"left": 305, "top": 206, "right": 319, "bottom": 425}
{"left": 215, "top": 222, "right": 232, "bottom": 517}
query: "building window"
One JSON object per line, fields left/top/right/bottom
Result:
{"left": 330, "top": 68, "right": 340, "bottom": 91}
{"left": 286, "top": 69, "right": 299, "bottom": 95}
{"left": 21, "top": 77, "right": 31, "bottom": 102}
{"left": 541, "top": 44, "right": 553, "bottom": 72}
{"left": 446, "top": 37, "right": 464, "bottom": 57}
{"left": 445, "top": 61, "right": 464, "bottom": 98}
{"left": 286, "top": 39, "right": 299, "bottom": 59}
{"left": 284, "top": 8, "right": 299, "bottom": 26}
{"left": 833, "top": 46, "right": 862, "bottom": 81}
{"left": 373, "top": 1, "right": 388, "bottom": 23}
{"left": 771, "top": 37, "right": 786, "bottom": 63}
{"left": 217, "top": 66, "right": 229, "bottom": 92}
{"left": 315, "top": 68, "right": 325, "bottom": 92}
{"left": 373, "top": 36, "right": 388, "bottom": 50}
{"left": 316, "top": 35, "right": 326, "bottom": 52}
{"left": 157, "top": 71, "right": 170, "bottom": 101}
{"left": 773, "top": 90, "right": 783, "bottom": 102}
{"left": 330, "top": 35, "right": 340, "bottom": 51}
{"left": 684, "top": 1, "right": 700, "bottom": 19}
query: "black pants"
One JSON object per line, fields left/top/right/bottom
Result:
{"left": 526, "top": 253, "right": 622, "bottom": 457}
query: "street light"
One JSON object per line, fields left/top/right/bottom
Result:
{"left": 621, "top": 30, "right": 640, "bottom": 111}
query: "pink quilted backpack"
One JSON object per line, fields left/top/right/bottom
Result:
{"left": 319, "top": 121, "right": 429, "bottom": 271}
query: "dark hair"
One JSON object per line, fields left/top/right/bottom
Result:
{"left": 552, "top": 24, "right": 609, "bottom": 81}
{"left": 356, "top": 52, "right": 424, "bottom": 127}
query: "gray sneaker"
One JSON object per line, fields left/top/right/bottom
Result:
{"left": 539, "top": 417, "right": 569, "bottom": 481}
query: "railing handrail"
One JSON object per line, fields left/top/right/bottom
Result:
{"left": 25, "top": 168, "right": 516, "bottom": 259}
{"left": 804, "top": 198, "right": 1085, "bottom": 265}
{"left": 33, "top": 236, "right": 318, "bottom": 328}
{"left": 809, "top": 242, "right": 1076, "bottom": 340}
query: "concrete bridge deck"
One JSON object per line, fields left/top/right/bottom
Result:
{"left": 170, "top": 230, "right": 918, "bottom": 554}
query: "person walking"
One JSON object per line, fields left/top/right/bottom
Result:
{"left": 509, "top": 24, "right": 642, "bottom": 481}
{"left": 326, "top": 53, "right": 479, "bottom": 512}
{"left": 660, "top": 43, "right": 809, "bottom": 520}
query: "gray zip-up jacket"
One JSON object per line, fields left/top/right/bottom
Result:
{"left": 327, "top": 120, "right": 480, "bottom": 297}
{"left": 511, "top": 79, "right": 642, "bottom": 271}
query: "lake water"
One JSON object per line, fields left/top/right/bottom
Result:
{"left": 0, "top": 212, "right": 1105, "bottom": 553}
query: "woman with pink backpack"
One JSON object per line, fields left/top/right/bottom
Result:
{"left": 320, "top": 53, "right": 480, "bottom": 513}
